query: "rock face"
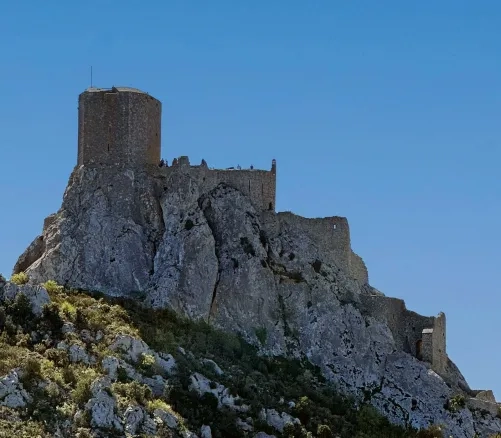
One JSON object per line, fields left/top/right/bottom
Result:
{"left": 14, "top": 163, "right": 501, "bottom": 437}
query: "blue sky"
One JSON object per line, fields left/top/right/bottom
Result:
{"left": 1, "top": 1, "right": 500, "bottom": 398}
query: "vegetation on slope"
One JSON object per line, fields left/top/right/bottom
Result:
{"left": 0, "top": 275, "right": 448, "bottom": 437}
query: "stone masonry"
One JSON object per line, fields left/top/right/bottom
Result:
{"left": 78, "top": 87, "right": 161, "bottom": 167}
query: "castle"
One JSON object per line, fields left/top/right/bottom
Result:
{"left": 76, "top": 86, "right": 452, "bottom": 378}
{"left": 78, "top": 86, "right": 276, "bottom": 212}
{"left": 8, "top": 84, "right": 459, "bottom": 393}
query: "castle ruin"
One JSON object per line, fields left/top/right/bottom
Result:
{"left": 62, "top": 86, "right": 450, "bottom": 379}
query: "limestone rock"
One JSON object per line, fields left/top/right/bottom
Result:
{"left": 85, "top": 377, "right": 122, "bottom": 431}
{"left": 101, "top": 356, "right": 120, "bottom": 380}
{"left": 200, "top": 424, "right": 212, "bottom": 438}
{"left": 68, "top": 344, "right": 95, "bottom": 365}
{"left": 109, "top": 334, "right": 151, "bottom": 362}
{"left": 141, "top": 415, "right": 158, "bottom": 436}
{"left": 189, "top": 372, "right": 249, "bottom": 412}
{"left": 201, "top": 358, "right": 224, "bottom": 376}
{"left": 101, "top": 355, "right": 167, "bottom": 397}
{"left": 124, "top": 405, "right": 145, "bottom": 435}
{"left": 0, "top": 371, "right": 31, "bottom": 408}
{"left": 16, "top": 167, "right": 163, "bottom": 296}
{"left": 236, "top": 417, "right": 254, "bottom": 432}
{"left": 259, "top": 408, "right": 300, "bottom": 433}
{"left": 154, "top": 408, "right": 179, "bottom": 429}
{"left": 109, "top": 334, "right": 176, "bottom": 376}
{"left": 1, "top": 282, "right": 50, "bottom": 316}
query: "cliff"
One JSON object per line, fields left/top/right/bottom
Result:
{"left": 12, "top": 162, "right": 501, "bottom": 437}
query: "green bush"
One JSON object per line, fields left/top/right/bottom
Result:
{"left": 42, "top": 280, "right": 63, "bottom": 294}
{"left": 10, "top": 272, "right": 29, "bottom": 285}
{"left": 318, "top": 424, "right": 334, "bottom": 438}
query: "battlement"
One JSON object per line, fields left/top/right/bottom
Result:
{"left": 157, "top": 156, "right": 277, "bottom": 212}
{"left": 77, "top": 86, "right": 161, "bottom": 167}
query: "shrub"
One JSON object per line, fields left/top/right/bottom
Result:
{"left": 318, "top": 424, "right": 334, "bottom": 438}
{"left": 112, "top": 381, "right": 152, "bottom": 407}
{"left": 42, "top": 280, "right": 63, "bottom": 294}
{"left": 59, "top": 301, "right": 77, "bottom": 320}
{"left": 140, "top": 353, "right": 156, "bottom": 368}
{"left": 11, "top": 272, "right": 29, "bottom": 285}
{"left": 9, "top": 293, "right": 34, "bottom": 324}
{"left": 146, "top": 399, "right": 173, "bottom": 413}
{"left": 71, "top": 369, "right": 98, "bottom": 406}
{"left": 446, "top": 394, "right": 466, "bottom": 413}
{"left": 41, "top": 303, "right": 64, "bottom": 334}
{"left": 21, "top": 356, "right": 43, "bottom": 388}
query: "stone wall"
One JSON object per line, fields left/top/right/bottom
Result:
{"left": 420, "top": 313, "right": 447, "bottom": 375}
{"left": 156, "top": 157, "right": 276, "bottom": 213}
{"left": 432, "top": 312, "right": 447, "bottom": 375}
{"left": 273, "top": 213, "right": 352, "bottom": 274}
{"left": 360, "top": 295, "right": 435, "bottom": 357}
{"left": 78, "top": 87, "right": 161, "bottom": 168}
{"left": 350, "top": 250, "right": 369, "bottom": 285}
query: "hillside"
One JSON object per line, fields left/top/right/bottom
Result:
{"left": 0, "top": 274, "right": 449, "bottom": 438}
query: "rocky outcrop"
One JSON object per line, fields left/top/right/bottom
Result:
{"left": 0, "top": 371, "right": 32, "bottom": 409}
{"left": 1, "top": 283, "right": 50, "bottom": 316}
{"left": 189, "top": 372, "right": 249, "bottom": 412}
{"left": 14, "top": 164, "right": 501, "bottom": 437}
{"left": 15, "top": 167, "right": 164, "bottom": 297}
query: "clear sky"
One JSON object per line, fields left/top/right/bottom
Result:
{"left": 1, "top": 1, "right": 500, "bottom": 399}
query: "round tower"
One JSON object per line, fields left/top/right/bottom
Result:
{"left": 77, "top": 87, "right": 161, "bottom": 167}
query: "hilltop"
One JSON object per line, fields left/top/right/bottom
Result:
{"left": 5, "top": 86, "right": 501, "bottom": 437}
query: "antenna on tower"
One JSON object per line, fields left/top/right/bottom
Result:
{"left": 90, "top": 66, "right": 93, "bottom": 88}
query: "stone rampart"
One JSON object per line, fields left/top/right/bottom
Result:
{"left": 274, "top": 213, "right": 351, "bottom": 274}
{"left": 360, "top": 295, "right": 435, "bottom": 357}
{"left": 350, "top": 250, "right": 369, "bottom": 284}
{"left": 156, "top": 157, "right": 276, "bottom": 213}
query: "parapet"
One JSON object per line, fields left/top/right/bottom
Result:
{"left": 77, "top": 87, "right": 161, "bottom": 168}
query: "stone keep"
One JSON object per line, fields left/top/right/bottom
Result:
{"left": 77, "top": 87, "right": 161, "bottom": 167}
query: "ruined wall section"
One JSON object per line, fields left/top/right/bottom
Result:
{"left": 213, "top": 169, "right": 276, "bottom": 211}
{"left": 274, "top": 213, "right": 352, "bottom": 274}
{"left": 360, "top": 295, "right": 435, "bottom": 357}
{"left": 432, "top": 312, "right": 447, "bottom": 375}
{"left": 350, "top": 250, "right": 369, "bottom": 285}
{"left": 78, "top": 87, "right": 161, "bottom": 168}
{"left": 156, "top": 157, "right": 276, "bottom": 213}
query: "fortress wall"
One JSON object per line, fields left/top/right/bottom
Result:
{"left": 78, "top": 88, "right": 161, "bottom": 167}
{"left": 212, "top": 169, "right": 276, "bottom": 211}
{"left": 432, "top": 312, "right": 447, "bottom": 374}
{"left": 360, "top": 295, "right": 435, "bottom": 356}
{"left": 157, "top": 159, "right": 276, "bottom": 213}
{"left": 274, "top": 213, "right": 351, "bottom": 272}
{"left": 350, "top": 250, "right": 369, "bottom": 284}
